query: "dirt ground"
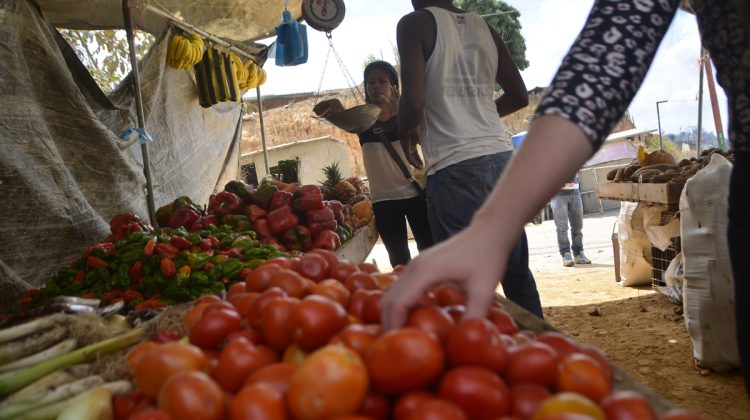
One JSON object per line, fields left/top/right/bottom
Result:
{"left": 367, "top": 210, "right": 749, "bottom": 419}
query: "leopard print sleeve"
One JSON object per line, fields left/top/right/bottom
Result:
{"left": 534, "top": 0, "right": 681, "bottom": 150}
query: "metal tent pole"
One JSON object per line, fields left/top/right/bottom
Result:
{"left": 122, "top": 0, "right": 157, "bottom": 224}
{"left": 697, "top": 46, "right": 705, "bottom": 158}
{"left": 256, "top": 86, "right": 271, "bottom": 176}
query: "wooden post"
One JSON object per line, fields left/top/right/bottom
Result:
{"left": 697, "top": 46, "right": 705, "bottom": 158}
{"left": 122, "top": 0, "right": 157, "bottom": 225}
{"left": 703, "top": 50, "right": 727, "bottom": 151}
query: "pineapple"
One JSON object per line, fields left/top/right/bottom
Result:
{"left": 320, "top": 162, "right": 344, "bottom": 200}
{"left": 346, "top": 176, "right": 366, "bottom": 195}
{"left": 334, "top": 180, "right": 357, "bottom": 204}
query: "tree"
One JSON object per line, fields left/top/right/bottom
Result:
{"left": 454, "top": 0, "right": 529, "bottom": 70}
{"left": 362, "top": 53, "right": 379, "bottom": 71}
{"left": 59, "top": 29, "right": 154, "bottom": 93}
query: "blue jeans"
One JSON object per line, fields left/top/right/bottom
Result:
{"left": 426, "top": 151, "right": 543, "bottom": 318}
{"left": 551, "top": 191, "right": 584, "bottom": 256}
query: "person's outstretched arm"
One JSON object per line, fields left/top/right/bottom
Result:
{"left": 381, "top": 0, "right": 681, "bottom": 329}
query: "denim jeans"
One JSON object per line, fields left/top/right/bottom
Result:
{"left": 426, "top": 151, "right": 543, "bottom": 318}
{"left": 550, "top": 191, "right": 584, "bottom": 256}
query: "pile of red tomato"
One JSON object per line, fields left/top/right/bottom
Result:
{"left": 116, "top": 250, "right": 706, "bottom": 420}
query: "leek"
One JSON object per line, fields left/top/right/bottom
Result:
{"left": 0, "top": 317, "right": 58, "bottom": 345}
{"left": 0, "top": 338, "right": 77, "bottom": 373}
{"left": 0, "top": 328, "right": 142, "bottom": 399}
{"left": 0, "top": 375, "right": 104, "bottom": 419}
{"left": 0, "top": 328, "right": 67, "bottom": 365}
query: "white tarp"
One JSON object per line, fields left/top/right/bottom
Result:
{"left": 36, "top": 0, "right": 303, "bottom": 43}
{"left": 0, "top": 0, "right": 242, "bottom": 310}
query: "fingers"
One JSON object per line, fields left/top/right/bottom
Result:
{"left": 381, "top": 260, "right": 437, "bottom": 330}
{"left": 462, "top": 276, "right": 496, "bottom": 320}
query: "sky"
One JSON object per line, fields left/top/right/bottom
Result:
{"left": 256, "top": 0, "right": 729, "bottom": 137}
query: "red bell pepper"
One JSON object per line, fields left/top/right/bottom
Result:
{"left": 252, "top": 218, "right": 273, "bottom": 239}
{"left": 156, "top": 243, "right": 179, "bottom": 259}
{"left": 160, "top": 257, "right": 176, "bottom": 277}
{"left": 312, "top": 229, "right": 341, "bottom": 251}
{"left": 293, "top": 185, "right": 325, "bottom": 212}
{"left": 86, "top": 255, "right": 108, "bottom": 269}
{"left": 168, "top": 205, "right": 201, "bottom": 229}
{"left": 283, "top": 225, "right": 312, "bottom": 252}
{"left": 270, "top": 191, "right": 294, "bottom": 210}
{"left": 308, "top": 219, "right": 338, "bottom": 235}
{"left": 268, "top": 206, "right": 299, "bottom": 234}
{"left": 245, "top": 205, "right": 268, "bottom": 222}
{"left": 130, "top": 261, "right": 144, "bottom": 285}
{"left": 208, "top": 191, "right": 242, "bottom": 216}
{"left": 307, "top": 207, "right": 335, "bottom": 223}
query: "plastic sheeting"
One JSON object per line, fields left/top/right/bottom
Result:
{"left": 0, "top": 0, "right": 241, "bottom": 310}
{"left": 680, "top": 153, "right": 738, "bottom": 372}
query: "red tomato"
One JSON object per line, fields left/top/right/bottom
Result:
{"left": 264, "top": 257, "right": 294, "bottom": 269}
{"left": 183, "top": 301, "right": 233, "bottom": 332}
{"left": 130, "top": 410, "right": 173, "bottom": 420}
{"left": 282, "top": 343, "right": 309, "bottom": 365}
{"left": 577, "top": 344, "right": 614, "bottom": 387}
{"left": 247, "top": 287, "right": 288, "bottom": 329}
{"left": 330, "top": 324, "right": 382, "bottom": 358}
{"left": 245, "top": 264, "right": 283, "bottom": 292}
{"left": 487, "top": 306, "right": 519, "bottom": 335}
{"left": 287, "top": 345, "right": 369, "bottom": 420}
{"left": 157, "top": 371, "right": 225, "bottom": 420}
{"left": 373, "top": 273, "right": 397, "bottom": 290}
{"left": 357, "top": 262, "right": 380, "bottom": 273}
{"left": 347, "top": 289, "right": 371, "bottom": 319}
{"left": 445, "top": 318, "right": 508, "bottom": 374}
{"left": 127, "top": 341, "right": 157, "bottom": 373}
{"left": 288, "top": 295, "right": 349, "bottom": 351}
{"left": 509, "top": 383, "right": 551, "bottom": 418}
{"left": 230, "top": 383, "right": 288, "bottom": 420}
{"left": 365, "top": 328, "right": 445, "bottom": 395}
{"left": 132, "top": 341, "right": 209, "bottom": 398}
{"left": 262, "top": 297, "right": 299, "bottom": 351}
{"left": 438, "top": 366, "right": 510, "bottom": 419}
{"left": 444, "top": 305, "right": 466, "bottom": 323}
{"left": 215, "top": 338, "right": 278, "bottom": 393}
{"left": 358, "top": 392, "right": 391, "bottom": 420}
{"left": 330, "top": 262, "right": 360, "bottom": 283}
{"left": 269, "top": 269, "right": 309, "bottom": 298}
{"left": 227, "top": 329, "right": 263, "bottom": 345}
{"left": 195, "top": 294, "right": 225, "bottom": 305}
{"left": 600, "top": 391, "right": 657, "bottom": 420}
{"left": 536, "top": 331, "right": 579, "bottom": 360}
{"left": 556, "top": 353, "right": 611, "bottom": 402}
{"left": 345, "top": 272, "right": 380, "bottom": 293}
{"left": 393, "top": 391, "right": 433, "bottom": 420}
{"left": 361, "top": 290, "right": 384, "bottom": 324}
{"left": 227, "top": 282, "right": 247, "bottom": 299}
{"left": 407, "top": 305, "right": 455, "bottom": 343}
{"left": 431, "top": 284, "right": 467, "bottom": 307}
{"left": 311, "top": 279, "right": 351, "bottom": 307}
{"left": 309, "top": 249, "right": 341, "bottom": 270}
{"left": 189, "top": 307, "right": 242, "bottom": 349}
{"left": 406, "top": 398, "right": 468, "bottom": 420}
{"left": 245, "top": 362, "right": 296, "bottom": 396}
{"left": 296, "top": 253, "right": 330, "bottom": 281}
{"left": 233, "top": 292, "right": 261, "bottom": 318}
{"left": 505, "top": 341, "right": 558, "bottom": 387}
{"left": 113, "top": 390, "right": 146, "bottom": 420}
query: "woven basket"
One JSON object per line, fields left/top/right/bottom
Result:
{"left": 322, "top": 104, "right": 381, "bottom": 134}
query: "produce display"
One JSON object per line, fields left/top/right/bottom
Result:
{"left": 0, "top": 249, "right": 708, "bottom": 419}
{"left": 606, "top": 147, "right": 734, "bottom": 184}
{"left": 17, "top": 179, "right": 374, "bottom": 317}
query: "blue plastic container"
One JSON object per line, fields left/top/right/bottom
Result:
{"left": 511, "top": 131, "right": 527, "bottom": 149}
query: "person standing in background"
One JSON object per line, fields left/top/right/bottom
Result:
{"left": 395, "top": 0, "right": 543, "bottom": 317}
{"left": 357, "top": 61, "right": 434, "bottom": 268}
{"left": 551, "top": 174, "right": 591, "bottom": 267}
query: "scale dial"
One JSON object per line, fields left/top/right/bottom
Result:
{"left": 301, "top": 0, "right": 346, "bottom": 32}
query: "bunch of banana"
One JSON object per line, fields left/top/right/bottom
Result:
{"left": 166, "top": 32, "right": 204, "bottom": 69}
{"left": 237, "top": 59, "right": 267, "bottom": 91}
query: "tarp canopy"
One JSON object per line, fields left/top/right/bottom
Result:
{"left": 0, "top": 0, "right": 247, "bottom": 310}
{"left": 36, "top": 0, "right": 302, "bottom": 43}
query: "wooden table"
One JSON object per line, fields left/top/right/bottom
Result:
{"left": 335, "top": 220, "right": 379, "bottom": 264}
{"left": 596, "top": 182, "right": 684, "bottom": 210}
